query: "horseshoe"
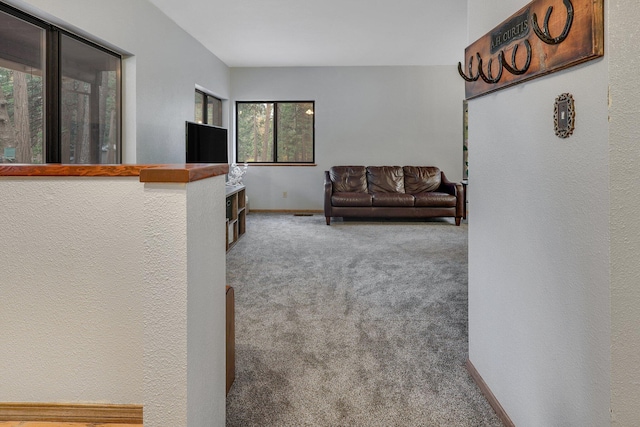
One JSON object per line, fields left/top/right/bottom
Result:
{"left": 532, "top": 0, "right": 574, "bottom": 45}
{"left": 502, "top": 39, "right": 532, "bottom": 75}
{"left": 458, "top": 55, "right": 479, "bottom": 82}
{"left": 477, "top": 52, "right": 503, "bottom": 84}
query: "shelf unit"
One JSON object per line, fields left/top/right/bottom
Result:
{"left": 226, "top": 185, "right": 246, "bottom": 251}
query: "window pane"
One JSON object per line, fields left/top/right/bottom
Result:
{"left": 0, "top": 10, "right": 45, "bottom": 164}
{"left": 276, "top": 102, "right": 313, "bottom": 162}
{"left": 195, "top": 91, "right": 205, "bottom": 123}
{"left": 207, "top": 95, "right": 222, "bottom": 127}
{"left": 236, "top": 103, "right": 273, "bottom": 162}
{"left": 60, "top": 34, "right": 120, "bottom": 164}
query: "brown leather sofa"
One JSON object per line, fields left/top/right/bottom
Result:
{"left": 324, "top": 166, "right": 463, "bottom": 225}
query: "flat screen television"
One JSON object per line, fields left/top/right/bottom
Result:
{"left": 185, "top": 121, "right": 228, "bottom": 163}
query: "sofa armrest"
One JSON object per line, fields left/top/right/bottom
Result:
{"left": 324, "top": 171, "right": 333, "bottom": 223}
{"left": 439, "top": 172, "right": 464, "bottom": 219}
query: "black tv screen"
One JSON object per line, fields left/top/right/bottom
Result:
{"left": 185, "top": 121, "right": 228, "bottom": 163}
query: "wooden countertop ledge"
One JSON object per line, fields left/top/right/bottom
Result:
{"left": 0, "top": 163, "right": 229, "bottom": 183}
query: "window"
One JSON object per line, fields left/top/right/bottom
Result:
{"left": 0, "top": 7, "right": 44, "bottom": 163}
{"left": 236, "top": 101, "right": 314, "bottom": 164}
{"left": 0, "top": 3, "right": 121, "bottom": 164}
{"left": 195, "top": 89, "right": 222, "bottom": 127}
{"left": 59, "top": 34, "right": 120, "bottom": 164}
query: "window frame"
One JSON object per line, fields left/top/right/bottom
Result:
{"left": 195, "top": 89, "right": 222, "bottom": 127}
{"left": 0, "top": 2, "right": 122, "bottom": 164}
{"left": 235, "top": 100, "right": 315, "bottom": 165}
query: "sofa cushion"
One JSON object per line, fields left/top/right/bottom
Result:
{"left": 413, "top": 192, "right": 457, "bottom": 207}
{"left": 371, "top": 193, "right": 415, "bottom": 207}
{"left": 332, "top": 192, "right": 373, "bottom": 207}
{"left": 367, "top": 166, "right": 405, "bottom": 193}
{"left": 330, "top": 166, "right": 368, "bottom": 193}
{"left": 403, "top": 166, "right": 441, "bottom": 193}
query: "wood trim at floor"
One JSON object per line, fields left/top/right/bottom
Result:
{"left": 0, "top": 403, "right": 143, "bottom": 424}
{"left": 0, "top": 423, "right": 137, "bottom": 427}
{"left": 466, "top": 359, "right": 515, "bottom": 427}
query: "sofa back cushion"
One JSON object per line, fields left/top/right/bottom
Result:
{"left": 403, "top": 166, "right": 441, "bottom": 193}
{"left": 367, "top": 166, "right": 405, "bottom": 193}
{"left": 330, "top": 166, "right": 368, "bottom": 193}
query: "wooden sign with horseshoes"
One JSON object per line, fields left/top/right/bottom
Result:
{"left": 459, "top": 0, "right": 604, "bottom": 99}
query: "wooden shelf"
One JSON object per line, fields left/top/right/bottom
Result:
{"left": 226, "top": 185, "right": 246, "bottom": 251}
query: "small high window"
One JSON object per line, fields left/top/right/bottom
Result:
{"left": 195, "top": 89, "right": 222, "bottom": 127}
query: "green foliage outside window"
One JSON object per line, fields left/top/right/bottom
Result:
{"left": 236, "top": 101, "right": 314, "bottom": 163}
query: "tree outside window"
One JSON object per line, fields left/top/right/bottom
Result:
{"left": 60, "top": 34, "right": 120, "bottom": 164}
{"left": 236, "top": 101, "right": 314, "bottom": 163}
{"left": 0, "top": 5, "right": 121, "bottom": 164}
{"left": 0, "top": 9, "right": 44, "bottom": 163}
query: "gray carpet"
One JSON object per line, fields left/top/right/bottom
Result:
{"left": 226, "top": 213, "right": 501, "bottom": 427}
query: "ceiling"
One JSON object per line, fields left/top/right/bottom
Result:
{"left": 147, "top": 0, "right": 468, "bottom": 67}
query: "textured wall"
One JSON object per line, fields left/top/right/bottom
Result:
{"left": 0, "top": 173, "right": 227, "bottom": 425}
{"left": 142, "top": 177, "right": 227, "bottom": 427}
{"left": 0, "top": 177, "right": 144, "bottom": 402}
{"left": 143, "top": 183, "right": 189, "bottom": 425}
{"left": 186, "top": 178, "right": 226, "bottom": 426}
{"left": 467, "top": 0, "right": 611, "bottom": 425}
{"left": 231, "top": 66, "right": 465, "bottom": 210}
{"left": 609, "top": 0, "right": 640, "bottom": 424}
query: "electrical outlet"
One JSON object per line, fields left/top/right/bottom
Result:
{"left": 283, "top": 191, "right": 288, "bottom": 198}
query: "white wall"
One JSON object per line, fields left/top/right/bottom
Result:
{"left": 467, "top": 0, "right": 613, "bottom": 426}
{"left": 0, "top": 177, "right": 145, "bottom": 403}
{"left": 5, "top": 0, "right": 231, "bottom": 164}
{"left": 231, "top": 66, "right": 465, "bottom": 210}
{"left": 609, "top": 0, "right": 640, "bottom": 424}
{"left": 186, "top": 178, "right": 226, "bottom": 426}
{"left": 0, "top": 173, "right": 227, "bottom": 427}
{"left": 143, "top": 177, "right": 227, "bottom": 426}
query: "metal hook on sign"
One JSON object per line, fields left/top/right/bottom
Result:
{"left": 532, "top": 0, "right": 574, "bottom": 45}
{"left": 502, "top": 39, "right": 532, "bottom": 75}
{"left": 477, "top": 52, "right": 504, "bottom": 84}
{"left": 458, "top": 55, "right": 479, "bottom": 82}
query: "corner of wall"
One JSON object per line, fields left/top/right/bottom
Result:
{"left": 123, "top": 55, "right": 137, "bottom": 164}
